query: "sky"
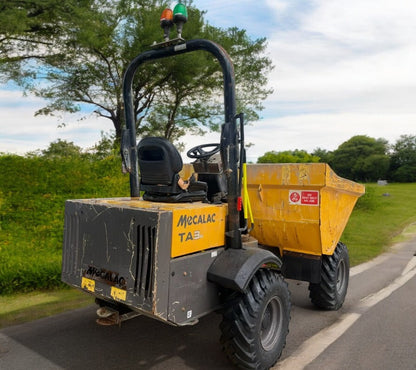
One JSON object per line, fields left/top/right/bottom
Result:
{"left": 1, "top": 0, "right": 415, "bottom": 162}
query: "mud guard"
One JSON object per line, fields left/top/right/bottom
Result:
{"left": 207, "top": 247, "right": 282, "bottom": 293}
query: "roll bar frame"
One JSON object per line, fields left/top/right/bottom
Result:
{"left": 121, "top": 39, "right": 242, "bottom": 249}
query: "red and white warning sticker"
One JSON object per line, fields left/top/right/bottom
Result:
{"left": 289, "top": 190, "right": 319, "bottom": 206}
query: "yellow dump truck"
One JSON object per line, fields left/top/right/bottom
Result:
{"left": 61, "top": 16, "right": 364, "bottom": 370}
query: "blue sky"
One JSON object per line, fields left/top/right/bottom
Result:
{"left": 1, "top": 0, "right": 415, "bottom": 162}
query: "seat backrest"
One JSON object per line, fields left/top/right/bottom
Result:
{"left": 137, "top": 137, "right": 183, "bottom": 189}
{"left": 137, "top": 137, "right": 207, "bottom": 203}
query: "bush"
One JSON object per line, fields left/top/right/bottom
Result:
{"left": 390, "top": 164, "right": 416, "bottom": 182}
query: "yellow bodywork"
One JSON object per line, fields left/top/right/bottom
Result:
{"left": 97, "top": 162, "right": 363, "bottom": 259}
{"left": 101, "top": 198, "right": 227, "bottom": 258}
{"left": 170, "top": 203, "right": 226, "bottom": 257}
{"left": 244, "top": 163, "right": 365, "bottom": 256}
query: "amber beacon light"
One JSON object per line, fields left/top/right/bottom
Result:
{"left": 160, "top": 8, "right": 173, "bottom": 41}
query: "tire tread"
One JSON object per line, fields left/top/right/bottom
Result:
{"left": 309, "top": 242, "right": 349, "bottom": 310}
{"left": 220, "top": 269, "right": 291, "bottom": 369}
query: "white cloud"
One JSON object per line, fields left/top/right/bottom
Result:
{"left": 268, "top": 44, "right": 416, "bottom": 112}
{"left": 250, "top": 0, "right": 416, "bottom": 159}
{"left": 264, "top": 0, "right": 289, "bottom": 13}
{"left": 0, "top": 91, "right": 113, "bottom": 154}
{"left": 266, "top": 2, "right": 416, "bottom": 101}
{"left": 301, "top": 0, "right": 416, "bottom": 49}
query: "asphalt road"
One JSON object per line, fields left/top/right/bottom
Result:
{"left": 1, "top": 237, "right": 415, "bottom": 370}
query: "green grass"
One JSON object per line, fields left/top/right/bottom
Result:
{"left": 392, "top": 223, "right": 416, "bottom": 243}
{"left": 0, "top": 288, "right": 93, "bottom": 329}
{"left": 0, "top": 154, "right": 129, "bottom": 295}
{"left": 342, "top": 183, "right": 416, "bottom": 265}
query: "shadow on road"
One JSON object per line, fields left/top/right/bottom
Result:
{"left": 1, "top": 278, "right": 352, "bottom": 369}
{"left": 3, "top": 306, "right": 234, "bottom": 369}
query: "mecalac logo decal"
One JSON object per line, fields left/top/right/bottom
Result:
{"left": 176, "top": 213, "right": 216, "bottom": 228}
{"left": 83, "top": 265, "right": 127, "bottom": 289}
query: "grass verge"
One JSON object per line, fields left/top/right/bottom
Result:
{"left": 342, "top": 183, "right": 416, "bottom": 265}
{"left": 0, "top": 288, "right": 93, "bottom": 329}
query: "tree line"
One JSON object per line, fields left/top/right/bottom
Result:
{"left": 257, "top": 135, "right": 416, "bottom": 183}
{"left": 4, "top": 133, "right": 415, "bottom": 183}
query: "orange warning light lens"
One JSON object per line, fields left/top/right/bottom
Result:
{"left": 160, "top": 8, "right": 173, "bottom": 23}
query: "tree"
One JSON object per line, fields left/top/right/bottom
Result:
{"left": 88, "top": 131, "right": 118, "bottom": 159}
{"left": 358, "top": 154, "right": 390, "bottom": 181}
{"left": 257, "top": 149, "right": 320, "bottom": 163}
{"left": 389, "top": 135, "right": 416, "bottom": 182}
{"left": 1, "top": 0, "right": 273, "bottom": 145}
{"left": 312, "top": 147, "right": 333, "bottom": 163}
{"left": 41, "top": 139, "right": 83, "bottom": 157}
{"left": 330, "top": 135, "right": 389, "bottom": 181}
{"left": 0, "top": 1, "right": 91, "bottom": 73}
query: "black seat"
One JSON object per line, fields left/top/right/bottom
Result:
{"left": 137, "top": 137, "right": 207, "bottom": 203}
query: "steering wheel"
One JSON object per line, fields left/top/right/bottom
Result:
{"left": 187, "top": 143, "right": 221, "bottom": 159}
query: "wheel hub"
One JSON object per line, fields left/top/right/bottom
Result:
{"left": 260, "top": 296, "right": 283, "bottom": 351}
{"left": 337, "top": 259, "right": 347, "bottom": 293}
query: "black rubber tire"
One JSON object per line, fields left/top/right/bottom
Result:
{"left": 220, "top": 269, "right": 291, "bottom": 370}
{"left": 309, "top": 242, "right": 350, "bottom": 310}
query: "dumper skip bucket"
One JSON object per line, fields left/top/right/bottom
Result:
{"left": 245, "top": 163, "right": 365, "bottom": 256}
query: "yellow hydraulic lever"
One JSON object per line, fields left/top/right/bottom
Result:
{"left": 242, "top": 162, "right": 254, "bottom": 231}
